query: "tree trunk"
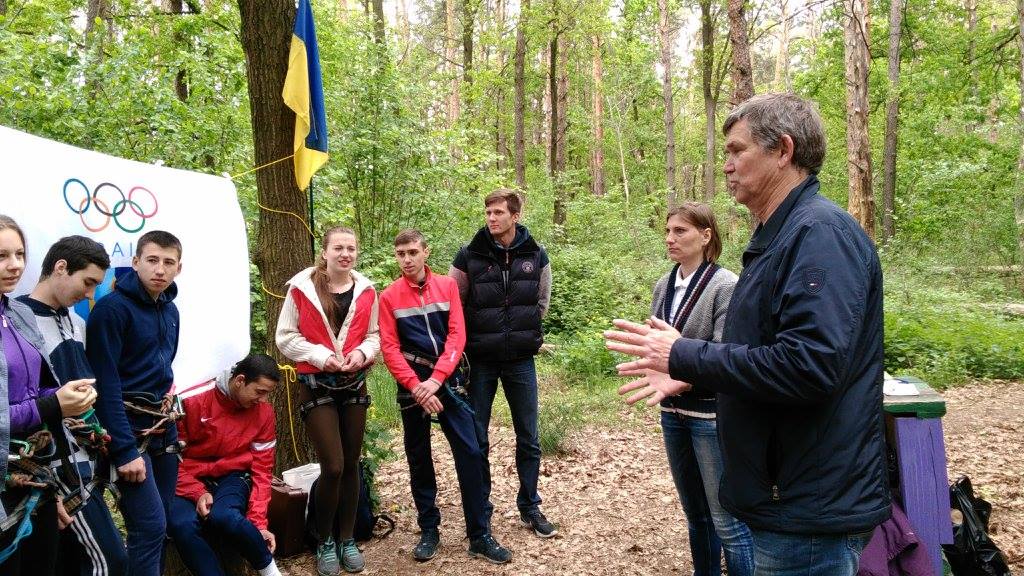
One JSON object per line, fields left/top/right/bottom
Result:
{"left": 843, "top": 0, "right": 875, "bottom": 239}
{"left": 1016, "top": 0, "right": 1024, "bottom": 261}
{"left": 397, "top": 0, "right": 410, "bottom": 47}
{"left": 162, "top": 0, "right": 191, "bottom": 102}
{"left": 552, "top": 31, "right": 570, "bottom": 228}
{"left": 700, "top": 0, "right": 717, "bottom": 200}
{"left": 881, "top": 0, "right": 904, "bottom": 242}
{"left": 548, "top": 29, "right": 558, "bottom": 180}
{"left": 371, "top": 0, "right": 385, "bottom": 43}
{"left": 727, "top": 0, "right": 754, "bottom": 105}
{"left": 446, "top": 0, "right": 460, "bottom": 126}
{"left": 773, "top": 0, "right": 791, "bottom": 91}
{"left": 463, "top": 0, "right": 476, "bottom": 85}
{"left": 513, "top": 0, "right": 528, "bottom": 188}
{"left": 659, "top": 0, "right": 677, "bottom": 201}
{"left": 591, "top": 34, "right": 605, "bottom": 197}
{"left": 0, "top": 0, "right": 6, "bottom": 16}
{"left": 237, "top": 0, "right": 315, "bottom": 471}
{"left": 495, "top": 0, "right": 507, "bottom": 171}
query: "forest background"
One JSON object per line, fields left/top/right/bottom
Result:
{"left": 1, "top": 0, "right": 1024, "bottom": 472}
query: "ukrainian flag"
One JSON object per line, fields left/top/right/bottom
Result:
{"left": 282, "top": 0, "right": 329, "bottom": 191}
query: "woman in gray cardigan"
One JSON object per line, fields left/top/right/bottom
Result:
{"left": 649, "top": 203, "right": 753, "bottom": 576}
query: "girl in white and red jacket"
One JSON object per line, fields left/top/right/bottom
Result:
{"left": 276, "top": 226, "right": 379, "bottom": 575}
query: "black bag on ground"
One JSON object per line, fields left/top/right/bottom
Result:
{"left": 305, "top": 460, "right": 395, "bottom": 547}
{"left": 942, "top": 476, "right": 1011, "bottom": 576}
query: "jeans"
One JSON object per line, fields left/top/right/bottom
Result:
{"left": 167, "top": 473, "right": 273, "bottom": 576}
{"left": 661, "top": 412, "right": 754, "bottom": 576}
{"left": 468, "top": 357, "right": 542, "bottom": 520}
{"left": 399, "top": 386, "right": 489, "bottom": 539}
{"left": 750, "top": 529, "right": 872, "bottom": 576}
{"left": 115, "top": 446, "right": 178, "bottom": 576}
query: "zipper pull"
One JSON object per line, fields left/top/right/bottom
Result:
{"left": 2, "top": 314, "right": 6, "bottom": 328}
{"left": 771, "top": 485, "right": 781, "bottom": 501}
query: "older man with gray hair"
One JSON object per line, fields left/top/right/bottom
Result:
{"left": 606, "top": 93, "right": 890, "bottom": 575}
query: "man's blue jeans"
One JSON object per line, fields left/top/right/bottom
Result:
{"left": 750, "top": 529, "right": 872, "bottom": 576}
{"left": 399, "top": 386, "right": 489, "bottom": 539}
{"left": 661, "top": 412, "right": 754, "bottom": 576}
{"left": 167, "top": 472, "right": 273, "bottom": 576}
{"left": 115, "top": 447, "right": 178, "bottom": 576}
{"left": 468, "top": 357, "right": 542, "bottom": 520}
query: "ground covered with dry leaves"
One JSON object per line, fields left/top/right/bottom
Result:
{"left": 277, "top": 380, "right": 1023, "bottom": 575}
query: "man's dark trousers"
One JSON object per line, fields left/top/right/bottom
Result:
{"left": 399, "top": 386, "right": 489, "bottom": 539}
{"left": 468, "top": 357, "right": 542, "bottom": 521}
{"left": 166, "top": 472, "right": 272, "bottom": 576}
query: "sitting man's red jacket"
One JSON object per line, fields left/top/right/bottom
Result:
{"left": 175, "top": 377, "right": 276, "bottom": 529}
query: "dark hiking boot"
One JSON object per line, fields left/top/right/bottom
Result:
{"left": 468, "top": 534, "right": 512, "bottom": 564}
{"left": 413, "top": 528, "right": 440, "bottom": 562}
{"left": 520, "top": 509, "right": 558, "bottom": 538}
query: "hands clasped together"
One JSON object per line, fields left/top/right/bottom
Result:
{"left": 604, "top": 317, "right": 693, "bottom": 406}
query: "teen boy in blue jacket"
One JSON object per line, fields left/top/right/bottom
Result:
{"left": 86, "top": 230, "right": 183, "bottom": 576}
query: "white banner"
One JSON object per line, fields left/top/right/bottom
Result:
{"left": 0, "top": 125, "right": 251, "bottom": 393}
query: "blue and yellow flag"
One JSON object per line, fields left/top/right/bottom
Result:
{"left": 282, "top": 0, "right": 328, "bottom": 191}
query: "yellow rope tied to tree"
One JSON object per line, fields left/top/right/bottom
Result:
{"left": 277, "top": 364, "right": 303, "bottom": 463}
{"left": 229, "top": 154, "right": 295, "bottom": 180}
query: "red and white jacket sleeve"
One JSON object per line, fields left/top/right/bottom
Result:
{"left": 276, "top": 287, "right": 335, "bottom": 370}
{"left": 429, "top": 280, "right": 466, "bottom": 383}
{"left": 378, "top": 290, "right": 422, "bottom": 391}
{"left": 246, "top": 407, "right": 277, "bottom": 530}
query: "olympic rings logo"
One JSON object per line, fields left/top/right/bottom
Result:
{"left": 63, "top": 179, "right": 159, "bottom": 234}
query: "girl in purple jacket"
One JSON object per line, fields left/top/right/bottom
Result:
{"left": 0, "top": 215, "right": 97, "bottom": 575}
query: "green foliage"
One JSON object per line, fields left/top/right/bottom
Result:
{"left": 537, "top": 395, "right": 584, "bottom": 456}
{"left": 884, "top": 271, "right": 1024, "bottom": 387}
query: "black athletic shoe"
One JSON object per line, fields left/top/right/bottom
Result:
{"left": 520, "top": 509, "right": 558, "bottom": 538}
{"left": 468, "top": 534, "right": 512, "bottom": 564}
{"left": 413, "top": 528, "right": 440, "bottom": 562}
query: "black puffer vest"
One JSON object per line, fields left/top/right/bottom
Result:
{"left": 460, "top": 225, "right": 544, "bottom": 361}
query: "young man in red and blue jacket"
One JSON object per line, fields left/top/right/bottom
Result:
{"left": 166, "top": 354, "right": 283, "bottom": 576}
{"left": 377, "top": 229, "right": 511, "bottom": 565}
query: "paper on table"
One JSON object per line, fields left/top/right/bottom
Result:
{"left": 883, "top": 372, "right": 920, "bottom": 396}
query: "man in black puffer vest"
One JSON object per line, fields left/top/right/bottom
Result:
{"left": 449, "top": 189, "right": 556, "bottom": 538}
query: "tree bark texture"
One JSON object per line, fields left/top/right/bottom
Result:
{"left": 700, "top": 0, "right": 717, "bottom": 200}
{"left": 843, "top": 0, "right": 875, "bottom": 239}
{"left": 881, "top": 0, "right": 904, "bottom": 242}
{"left": 0, "top": 0, "right": 6, "bottom": 16}
{"left": 237, "top": 0, "right": 315, "bottom": 471}
{"left": 552, "top": 33, "right": 570, "bottom": 227}
{"left": 513, "top": 0, "right": 528, "bottom": 188}
{"left": 493, "top": 0, "right": 506, "bottom": 170}
{"left": 591, "top": 34, "right": 605, "bottom": 197}
{"left": 773, "top": 0, "right": 791, "bottom": 92}
{"left": 659, "top": 0, "right": 677, "bottom": 200}
{"left": 463, "top": 0, "right": 476, "bottom": 85}
{"left": 727, "top": 0, "right": 754, "bottom": 105}
{"left": 371, "top": 0, "right": 385, "bottom": 44}
{"left": 446, "top": 0, "right": 460, "bottom": 125}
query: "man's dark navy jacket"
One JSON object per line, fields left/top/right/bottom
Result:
{"left": 670, "top": 175, "right": 891, "bottom": 534}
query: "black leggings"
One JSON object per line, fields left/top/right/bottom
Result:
{"left": 299, "top": 384, "right": 367, "bottom": 543}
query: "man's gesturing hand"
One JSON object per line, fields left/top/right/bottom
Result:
{"left": 617, "top": 368, "right": 692, "bottom": 406}
{"left": 604, "top": 317, "right": 681, "bottom": 375}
